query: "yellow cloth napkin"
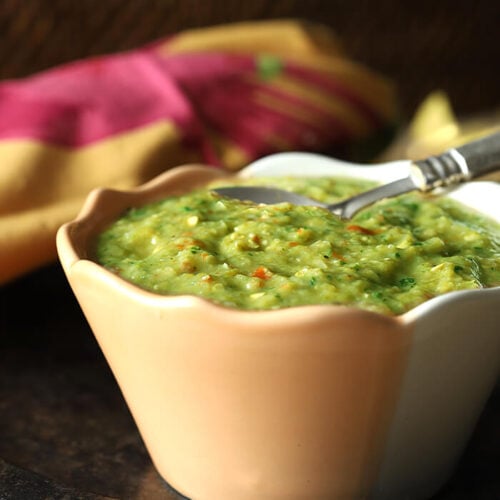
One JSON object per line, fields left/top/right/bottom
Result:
{"left": 381, "top": 91, "right": 500, "bottom": 172}
{"left": 0, "top": 20, "right": 397, "bottom": 285}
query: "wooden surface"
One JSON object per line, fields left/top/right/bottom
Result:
{"left": 0, "top": 264, "right": 499, "bottom": 499}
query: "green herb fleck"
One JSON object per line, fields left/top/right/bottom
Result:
{"left": 466, "top": 257, "right": 483, "bottom": 285}
{"left": 398, "top": 277, "right": 416, "bottom": 290}
{"left": 257, "top": 55, "right": 283, "bottom": 81}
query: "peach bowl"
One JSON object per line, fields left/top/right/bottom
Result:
{"left": 56, "top": 153, "right": 500, "bottom": 500}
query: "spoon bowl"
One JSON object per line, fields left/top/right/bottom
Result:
{"left": 213, "top": 177, "right": 415, "bottom": 219}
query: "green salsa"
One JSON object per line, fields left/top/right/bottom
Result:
{"left": 96, "top": 177, "right": 500, "bottom": 315}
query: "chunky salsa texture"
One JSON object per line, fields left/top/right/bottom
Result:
{"left": 96, "top": 177, "right": 500, "bottom": 315}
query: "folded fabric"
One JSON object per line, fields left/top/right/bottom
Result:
{"left": 0, "top": 20, "right": 397, "bottom": 285}
{"left": 380, "top": 90, "right": 500, "bottom": 169}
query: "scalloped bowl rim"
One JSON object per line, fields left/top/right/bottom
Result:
{"left": 57, "top": 152, "right": 500, "bottom": 327}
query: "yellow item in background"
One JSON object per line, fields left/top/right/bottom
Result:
{"left": 382, "top": 91, "right": 500, "bottom": 181}
{"left": 0, "top": 20, "right": 398, "bottom": 285}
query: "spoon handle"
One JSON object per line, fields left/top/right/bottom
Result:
{"left": 411, "top": 131, "right": 500, "bottom": 191}
{"left": 455, "top": 131, "right": 500, "bottom": 176}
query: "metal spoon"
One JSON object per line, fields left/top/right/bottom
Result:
{"left": 213, "top": 132, "right": 500, "bottom": 219}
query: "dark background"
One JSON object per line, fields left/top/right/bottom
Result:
{"left": 0, "top": 0, "right": 499, "bottom": 119}
{"left": 0, "top": 1, "right": 499, "bottom": 499}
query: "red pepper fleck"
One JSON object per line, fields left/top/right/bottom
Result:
{"left": 252, "top": 266, "right": 272, "bottom": 280}
{"left": 347, "top": 224, "right": 377, "bottom": 235}
{"left": 331, "top": 251, "right": 344, "bottom": 260}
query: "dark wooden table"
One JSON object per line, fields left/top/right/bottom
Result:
{"left": 0, "top": 263, "right": 498, "bottom": 499}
